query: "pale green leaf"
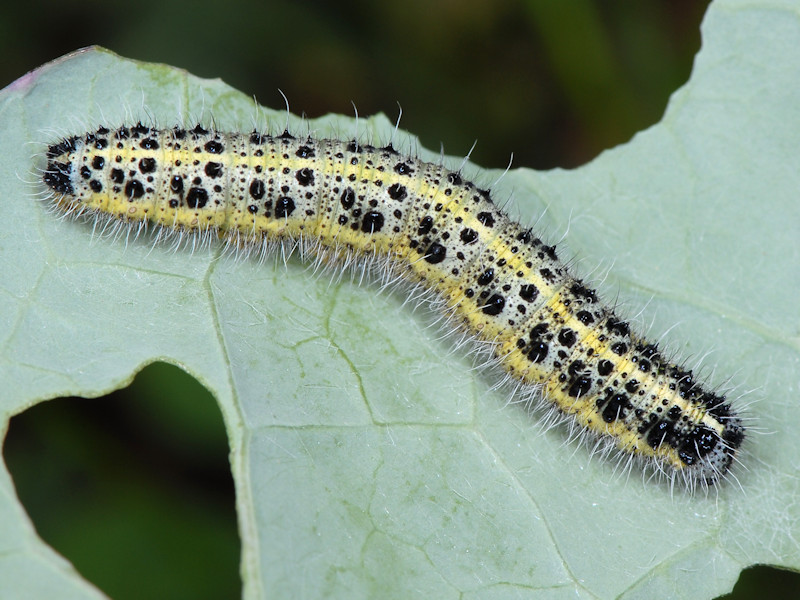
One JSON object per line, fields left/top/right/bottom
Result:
{"left": 1, "top": 0, "right": 799, "bottom": 598}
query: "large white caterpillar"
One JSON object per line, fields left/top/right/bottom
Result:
{"left": 41, "top": 122, "right": 745, "bottom": 487}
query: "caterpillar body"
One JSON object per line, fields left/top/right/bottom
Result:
{"left": 41, "top": 122, "right": 745, "bottom": 487}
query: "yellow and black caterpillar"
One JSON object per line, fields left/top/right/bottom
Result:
{"left": 42, "top": 122, "right": 745, "bottom": 487}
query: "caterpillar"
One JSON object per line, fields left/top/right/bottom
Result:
{"left": 41, "top": 121, "right": 746, "bottom": 488}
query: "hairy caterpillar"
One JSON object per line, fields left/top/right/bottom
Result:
{"left": 41, "top": 122, "right": 745, "bottom": 488}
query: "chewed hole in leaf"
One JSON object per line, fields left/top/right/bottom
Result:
{"left": 719, "top": 566, "right": 800, "bottom": 600}
{"left": 4, "top": 362, "right": 240, "bottom": 600}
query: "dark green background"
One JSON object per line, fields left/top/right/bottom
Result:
{"left": 3, "top": 1, "right": 797, "bottom": 598}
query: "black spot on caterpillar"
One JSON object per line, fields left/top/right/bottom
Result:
{"left": 41, "top": 122, "right": 746, "bottom": 488}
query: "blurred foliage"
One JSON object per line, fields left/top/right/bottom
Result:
{"left": 4, "top": 0, "right": 705, "bottom": 169}
{"left": 4, "top": 0, "right": 798, "bottom": 598}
